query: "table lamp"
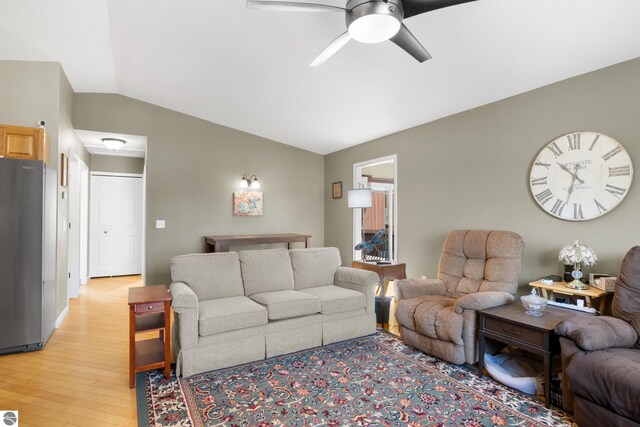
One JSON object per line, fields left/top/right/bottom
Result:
{"left": 559, "top": 240, "right": 597, "bottom": 290}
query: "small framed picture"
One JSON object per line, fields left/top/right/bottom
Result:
{"left": 332, "top": 181, "right": 342, "bottom": 199}
{"left": 61, "top": 153, "right": 68, "bottom": 187}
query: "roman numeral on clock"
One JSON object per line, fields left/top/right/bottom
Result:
{"left": 605, "top": 184, "right": 626, "bottom": 199}
{"left": 608, "top": 165, "right": 631, "bottom": 177}
{"left": 567, "top": 133, "right": 581, "bottom": 150}
{"left": 573, "top": 203, "right": 584, "bottom": 220}
{"left": 530, "top": 176, "right": 547, "bottom": 186}
{"left": 534, "top": 160, "right": 551, "bottom": 169}
{"left": 535, "top": 189, "right": 553, "bottom": 205}
{"left": 546, "top": 142, "right": 563, "bottom": 158}
{"left": 602, "top": 146, "right": 622, "bottom": 161}
{"left": 550, "top": 199, "right": 566, "bottom": 216}
{"left": 589, "top": 134, "right": 600, "bottom": 151}
{"left": 594, "top": 198, "right": 607, "bottom": 214}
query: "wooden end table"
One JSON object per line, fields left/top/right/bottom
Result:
{"left": 351, "top": 261, "right": 406, "bottom": 324}
{"left": 128, "top": 285, "right": 172, "bottom": 388}
{"left": 477, "top": 303, "right": 591, "bottom": 408}
{"left": 529, "top": 281, "right": 611, "bottom": 314}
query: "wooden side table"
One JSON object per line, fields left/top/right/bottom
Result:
{"left": 351, "top": 261, "right": 406, "bottom": 324}
{"left": 477, "top": 303, "right": 591, "bottom": 408}
{"left": 128, "top": 285, "right": 172, "bottom": 388}
{"left": 529, "top": 281, "right": 611, "bottom": 314}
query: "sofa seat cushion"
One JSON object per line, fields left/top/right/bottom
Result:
{"left": 198, "top": 296, "right": 268, "bottom": 337}
{"left": 250, "top": 290, "right": 321, "bottom": 320}
{"left": 301, "top": 285, "right": 365, "bottom": 314}
{"left": 566, "top": 347, "right": 640, "bottom": 421}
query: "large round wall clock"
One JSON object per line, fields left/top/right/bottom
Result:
{"left": 530, "top": 131, "right": 633, "bottom": 221}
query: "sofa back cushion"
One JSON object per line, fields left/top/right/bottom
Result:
{"left": 612, "top": 246, "right": 640, "bottom": 323}
{"left": 437, "top": 230, "right": 524, "bottom": 298}
{"left": 240, "top": 249, "right": 295, "bottom": 295}
{"left": 290, "top": 247, "right": 341, "bottom": 290}
{"left": 171, "top": 252, "right": 244, "bottom": 301}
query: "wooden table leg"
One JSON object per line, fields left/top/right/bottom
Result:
{"left": 543, "top": 350, "right": 551, "bottom": 408}
{"left": 598, "top": 296, "right": 607, "bottom": 315}
{"left": 129, "top": 306, "right": 135, "bottom": 388}
{"left": 378, "top": 278, "right": 391, "bottom": 325}
{"left": 477, "top": 325, "right": 485, "bottom": 378}
{"left": 164, "top": 301, "right": 171, "bottom": 380}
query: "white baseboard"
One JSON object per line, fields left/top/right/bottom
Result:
{"left": 55, "top": 304, "right": 69, "bottom": 329}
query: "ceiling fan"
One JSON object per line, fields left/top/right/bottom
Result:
{"left": 247, "top": 0, "right": 476, "bottom": 66}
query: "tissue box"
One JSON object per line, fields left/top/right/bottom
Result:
{"left": 594, "top": 276, "right": 616, "bottom": 292}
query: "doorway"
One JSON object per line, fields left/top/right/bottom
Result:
{"left": 67, "top": 152, "right": 89, "bottom": 299}
{"left": 89, "top": 173, "right": 143, "bottom": 278}
{"left": 353, "top": 155, "right": 398, "bottom": 262}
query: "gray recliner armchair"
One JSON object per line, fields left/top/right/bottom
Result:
{"left": 395, "top": 230, "right": 524, "bottom": 365}
{"left": 555, "top": 246, "right": 640, "bottom": 427}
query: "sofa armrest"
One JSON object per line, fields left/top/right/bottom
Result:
{"left": 396, "top": 278, "right": 446, "bottom": 301}
{"left": 555, "top": 316, "right": 638, "bottom": 351}
{"left": 170, "top": 282, "right": 199, "bottom": 349}
{"left": 335, "top": 266, "right": 379, "bottom": 314}
{"left": 454, "top": 291, "right": 514, "bottom": 314}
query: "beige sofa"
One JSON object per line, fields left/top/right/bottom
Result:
{"left": 169, "top": 247, "right": 379, "bottom": 377}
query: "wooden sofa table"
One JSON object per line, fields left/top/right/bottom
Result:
{"left": 128, "top": 285, "right": 171, "bottom": 388}
{"left": 204, "top": 233, "right": 311, "bottom": 253}
{"left": 477, "top": 303, "right": 591, "bottom": 408}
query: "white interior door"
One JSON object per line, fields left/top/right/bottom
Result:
{"left": 90, "top": 174, "right": 143, "bottom": 277}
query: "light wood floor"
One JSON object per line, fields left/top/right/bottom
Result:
{"left": 0, "top": 276, "right": 144, "bottom": 427}
{"left": 0, "top": 275, "right": 399, "bottom": 427}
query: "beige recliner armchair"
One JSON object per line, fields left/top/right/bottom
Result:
{"left": 395, "top": 230, "right": 524, "bottom": 364}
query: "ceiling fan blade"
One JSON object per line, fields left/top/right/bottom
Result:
{"left": 246, "top": 1, "right": 345, "bottom": 12}
{"left": 401, "top": 0, "right": 476, "bottom": 19}
{"left": 309, "top": 32, "right": 352, "bottom": 67}
{"left": 390, "top": 24, "right": 432, "bottom": 63}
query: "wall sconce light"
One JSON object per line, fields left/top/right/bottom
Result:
{"left": 102, "top": 137, "right": 127, "bottom": 151}
{"left": 240, "top": 174, "right": 260, "bottom": 189}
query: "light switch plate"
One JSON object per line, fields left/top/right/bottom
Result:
{"left": 156, "top": 220, "right": 165, "bottom": 229}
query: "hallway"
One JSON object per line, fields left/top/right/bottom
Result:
{"left": 0, "top": 276, "right": 142, "bottom": 427}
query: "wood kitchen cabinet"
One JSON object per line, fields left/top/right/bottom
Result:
{"left": 0, "top": 124, "right": 50, "bottom": 163}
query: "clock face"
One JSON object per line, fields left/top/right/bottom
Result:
{"left": 530, "top": 132, "right": 633, "bottom": 221}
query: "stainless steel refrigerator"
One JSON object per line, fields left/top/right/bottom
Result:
{"left": 0, "top": 158, "right": 57, "bottom": 354}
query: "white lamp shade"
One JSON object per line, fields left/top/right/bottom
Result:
{"left": 559, "top": 240, "right": 598, "bottom": 266}
{"left": 348, "top": 14, "right": 401, "bottom": 43}
{"left": 239, "top": 179, "right": 249, "bottom": 189}
{"left": 348, "top": 188, "right": 372, "bottom": 208}
{"left": 251, "top": 179, "right": 260, "bottom": 189}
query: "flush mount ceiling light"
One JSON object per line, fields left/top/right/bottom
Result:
{"left": 101, "top": 138, "right": 127, "bottom": 151}
{"left": 247, "top": 0, "right": 476, "bottom": 66}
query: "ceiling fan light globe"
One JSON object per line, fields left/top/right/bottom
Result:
{"left": 348, "top": 14, "right": 401, "bottom": 43}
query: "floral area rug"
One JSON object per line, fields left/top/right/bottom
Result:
{"left": 139, "top": 332, "right": 574, "bottom": 426}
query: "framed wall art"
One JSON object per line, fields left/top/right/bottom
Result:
{"left": 332, "top": 181, "right": 342, "bottom": 199}
{"left": 234, "top": 191, "right": 263, "bottom": 216}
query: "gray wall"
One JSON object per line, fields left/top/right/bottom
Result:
{"left": 325, "top": 58, "right": 640, "bottom": 291}
{"left": 74, "top": 94, "right": 324, "bottom": 285}
{"left": 0, "top": 60, "right": 90, "bottom": 318}
{"left": 90, "top": 154, "right": 145, "bottom": 174}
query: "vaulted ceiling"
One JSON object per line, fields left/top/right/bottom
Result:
{"left": 2, "top": 0, "right": 640, "bottom": 154}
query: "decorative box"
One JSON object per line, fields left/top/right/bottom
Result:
{"left": 594, "top": 276, "right": 616, "bottom": 292}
